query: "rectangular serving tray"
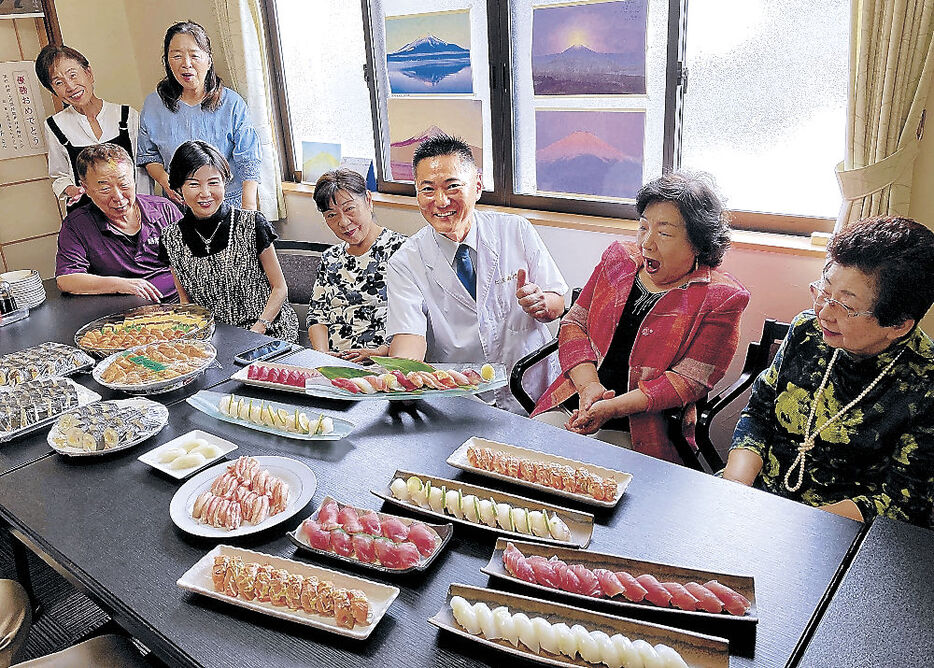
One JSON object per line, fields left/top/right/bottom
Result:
{"left": 372, "top": 469, "right": 594, "bottom": 548}
{"left": 177, "top": 544, "right": 399, "bottom": 640}
{"left": 447, "top": 437, "right": 633, "bottom": 508}
{"left": 428, "top": 583, "right": 729, "bottom": 667}
{"left": 481, "top": 538, "right": 758, "bottom": 628}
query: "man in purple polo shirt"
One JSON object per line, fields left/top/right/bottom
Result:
{"left": 55, "top": 143, "right": 181, "bottom": 301}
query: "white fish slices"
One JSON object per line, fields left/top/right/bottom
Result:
{"left": 449, "top": 596, "right": 689, "bottom": 668}
{"left": 191, "top": 456, "right": 289, "bottom": 530}
{"left": 389, "top": 476, "right": 572, "bottom": 542}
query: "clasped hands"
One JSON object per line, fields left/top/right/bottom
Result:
{"left": 565, "top": 382, "right": 617, "bottom": 435}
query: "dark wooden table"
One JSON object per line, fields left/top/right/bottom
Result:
{"left": 794, "top": 517, "right": 934, "bottom": 667}
{"left": 0, "top": 335, "right": 863, "bottom": 667}
{"left": 0, "top": 281, "right": 272, "bottom": 476}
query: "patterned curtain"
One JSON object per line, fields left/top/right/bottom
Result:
{"left": 835, "top": 0, "right": 934, "bottom": 230}
{"left": 213, "top": 0, "right": 287, "bottom": 220}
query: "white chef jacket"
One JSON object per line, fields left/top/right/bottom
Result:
{"left": 44, "top": 101, "right": 153, "bottom": 199}
{"left": 387, "top": 209, "right": 568, "bottom": 413}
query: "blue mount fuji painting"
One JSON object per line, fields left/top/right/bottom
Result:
{"left": 387, "top": 35, "right": 473, "bottom": 94}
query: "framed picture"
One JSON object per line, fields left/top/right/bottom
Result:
{"left": 535, "top": 108, "right": 644, "bottom": 200}
{"left": 532, "top": 0, "right": 647, "bottom": 96}
{"left": 0, "top": 0, "right": 43, "bottom": 19}
{"left": 301, "top": 141, "right": 341, "bottom": 185}
{"left": 385, "top": 10, "right": 472, "bottom": 95}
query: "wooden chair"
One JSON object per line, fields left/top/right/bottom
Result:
{"left": 689, "top": 318, "right": 791, "bottom": 471}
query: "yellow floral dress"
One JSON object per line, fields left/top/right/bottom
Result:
{"left": 731, "top": 311, "right": 934, "bottom": 526}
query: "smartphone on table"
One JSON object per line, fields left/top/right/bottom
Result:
{"left": 234, "top": 340, "right": 293, "bottom": 365}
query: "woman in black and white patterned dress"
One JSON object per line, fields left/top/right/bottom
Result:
{"left": 159, "top": 140, "right": 298, "bottom": 341}
{"left": 307, "top": 169, "right": 406, "bottom": 363}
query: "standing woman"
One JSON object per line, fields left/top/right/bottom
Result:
{"left": 35, "top": 44, "right": 151, "bottom": 211}
{"left": 138, "top": 21, "right": 261, "bottom": 210}
{"left": 159, "top": 141, "right": 297, "bottom": 341}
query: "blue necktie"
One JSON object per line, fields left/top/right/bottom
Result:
{"left": 454, "top": 244, "right": 476, "bottom": 300}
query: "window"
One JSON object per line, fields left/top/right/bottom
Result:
{"left": 267, "top": 0, "right": 849, "bottom": 232}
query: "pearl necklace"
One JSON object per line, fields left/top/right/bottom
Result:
{"left": 783, "top": 347, "right": 903, "bottom": 492}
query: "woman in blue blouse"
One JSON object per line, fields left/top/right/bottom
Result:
{"left": 138, "top": 21, "right": 261, "bottom": 210}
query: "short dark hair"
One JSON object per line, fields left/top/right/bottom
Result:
{"left": 828, "top": 216, "right": 934, "bottom": 327}
{"left": 35, "top": 44, "right": 90, "bottom": 94}
{"left": 313, "top": 168, "right": 369, "bottom": 212}
{"left": 157, "top": 21, "right": 224, "bottom": 113}
{"left": 168, "top": 140, "right": 232, "bottom": 192}
{"left": 75, "top": 143, "right": 133, "bottom": 182}
{"left": 636, "top": 171, "right": 731, "bottom": 267}
{"left": 412, "top": 132, "right": 476, "bottom": 175}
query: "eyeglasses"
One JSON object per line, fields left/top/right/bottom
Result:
{"left": 809, "top": 281, "right": 875, "bottom": 319}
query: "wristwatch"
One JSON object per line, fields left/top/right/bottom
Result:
{"left": 256, "top": 318, "right": 273, "bottom": 330}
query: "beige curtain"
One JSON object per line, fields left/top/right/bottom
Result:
{"left": 213, "top": 0, "right": 287, "bottom": 220}
{"left": 836, "top": 0, "right": 934, "bottom": 229}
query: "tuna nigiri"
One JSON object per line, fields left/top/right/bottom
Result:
{"left": 330, "top": 377, "right": 359, "bottom": 394}
{"left": 407, "top": 522, "right": 438, "bottom": 557}
{"left": 391, "top": 370, "right": 418, "bottom": 391}
{"left": 503, "top": 542, "right": 536, "bottom": 583}
{"left": 301, "top": 519, "right": 331, "bottom": 551}
{"left": 329, "top": 528, "right": 354, "bottom": 557}
{"left": 704, "top": 580, "right": 751, "bottom": 616}
{"left": 337, "top": 506, "right": 363, "bottom": 534}
{"left": 569, "top": 564, "right": 602, "bottom": 597}
{"left": 396, "top": 541, "right": 421, "bottom": 569}
{"left": 614, "top": 571, "right": 648, "bottom": 602}
{"left": 637, "top": 574, "right": 672, "bottom": 607}
{"left": 351, "top": 533, "right": 378, "bottom": 563}
{"left": 359, "top": 510, "right": 381, "bottom": 536}
{"left": 381, "top": 517, "right": 410, "bottom": 543}
{"left": 373, "top": 537, "right": 401, "bottom": 568}
{"left": 684, "top": 582, "right": 723, "bottom": 613}
{"left": 527, "top": 556, "right": 561, "bottom": 589}
{"left": 317, "top": 500, "right": 340, "bottom": 531}
{"left": 593, "top": 569, "right": 626, "bottom": 598}
{"left": 662, "top": 582, "right": 699, "bottom": 611}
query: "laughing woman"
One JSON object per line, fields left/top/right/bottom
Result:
{"left": 159, "top": 141, "right": 298, "bottom": 341}
{"left": 532, "top": 172, "right": 750, "bottom": 464}
{"left": 306, "top": 169, "right": 406, "bottom": 363}
{"left": 724, "top": 217, "right": 934, "bottom": 526}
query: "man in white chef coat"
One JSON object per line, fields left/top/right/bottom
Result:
{"left": 387, "top": 133, "right": 568, "bottom": 413}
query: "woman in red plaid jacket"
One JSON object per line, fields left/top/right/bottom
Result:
{"left": 532, "top": 173, "right": 750, "bottom": 464}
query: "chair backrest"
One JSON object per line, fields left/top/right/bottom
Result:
{"left": 692, "top": 318, "right": 791, "bottom": 471}
{"left": 510, "top": 287, "right": 582, "bottom": 413}
{"left": 276, "top": 240, "right": 330, "bottom": 307}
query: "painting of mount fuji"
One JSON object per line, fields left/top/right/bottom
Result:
{"left": 385, "top": 11, "right": 473, "bottom": 94}
{"left": 387, "top": 98, "right": 482, "bottom": 182}
{"left": 535, "top": 110, "right": 644, "bottom": 199}
{"left": 532, "top": 0, "right": 647, "bottom": 96}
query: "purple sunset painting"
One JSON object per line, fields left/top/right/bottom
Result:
{"left": 532, "top": 0, "right": 647, "bottom": 95}
{"left": 535, "top": 109, "right": 644, "bottom": 199}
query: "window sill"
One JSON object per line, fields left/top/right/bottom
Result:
{"left": 282, "top": 182, "right": 828, "bottom": 258}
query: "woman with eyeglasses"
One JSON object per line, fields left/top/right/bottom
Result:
{"left": 137, "top": 21, "right": 261, "bottom": 210}
{"left": 723, "top": 216, "right": 934, "bottom": 527}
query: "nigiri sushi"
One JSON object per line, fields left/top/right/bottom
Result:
{"left": 512, "top": 612, "right": 538, "bottom": 653}
{"left": 704, "top": 579, "right": 751, "bottom": 616}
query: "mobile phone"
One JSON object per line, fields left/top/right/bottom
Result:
{"left": 234, "top": 340, "right": 293, "bottom": 365}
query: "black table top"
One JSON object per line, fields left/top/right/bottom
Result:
{"left": 0, "top": 367, "right": 862, "bottom": 668}
{"left": 795, "top": 517, "right": 934, "bottom": 667}
{"left": 0, "top": 281, "right": 272, "bottom": 475}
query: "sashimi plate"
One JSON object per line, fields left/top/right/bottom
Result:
{"left": 304, "top": 358, "right": 507, "bottom": 401}
{"left": 288, "top": 495, "right": 453, "bottom": 574}
{"left": 170, "top": 455, "right": 316, "bottom": 538}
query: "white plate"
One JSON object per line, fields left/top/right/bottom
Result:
{"left": 1, "top": 269, "right": 38, "bottom": 284}
{"left": 447, "top": 437, "right": 633, "bottom": 508}
{"left": 177, "top": 544, "right": 399, "bottom": 640}
{"left": 169, "top": 455, "right": 317, "bottom": 538}
{"left": 47, "top": 398, "right": 168, "bottom": 456}
{"left": 138, "top": 429, "right": 238, "bottom": 479}
{"left": 304, "top": 362, "right": 508, "bottom": 402}
{"left": 186, "top": 390, "right": 354, "bottom": 441}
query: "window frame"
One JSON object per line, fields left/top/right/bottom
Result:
{"left": 263, "top": 0, "right": 838, "bottom": 235}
